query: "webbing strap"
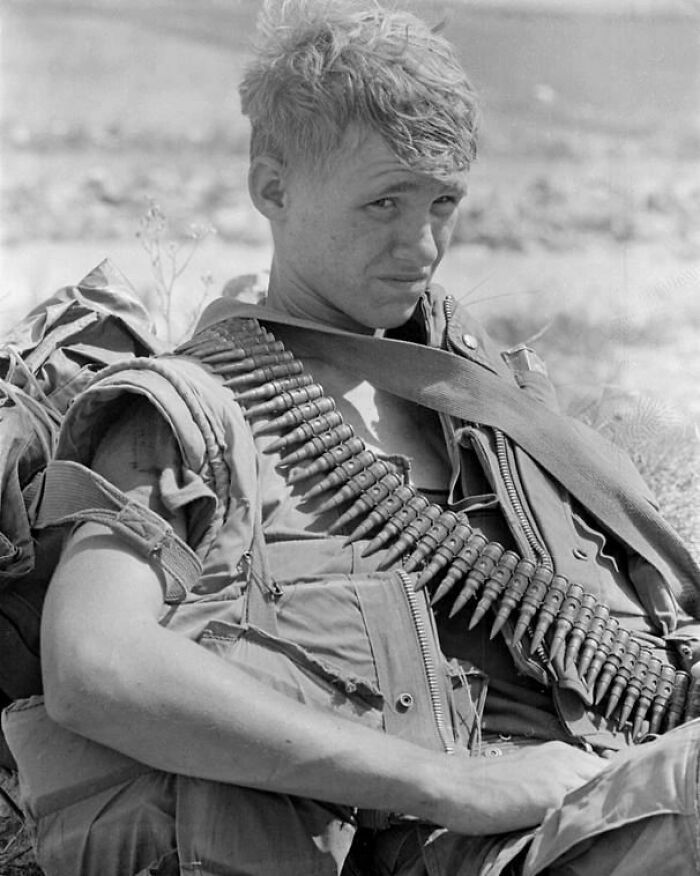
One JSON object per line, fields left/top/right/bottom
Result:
{"left": 286, "top": 324, "right": 699, "bottom": 595}
{"left": 30, "top": 460, "right": 202, "bottom": 602}
{"left": 198, "top": 303, "right": 700, "bottom": 603}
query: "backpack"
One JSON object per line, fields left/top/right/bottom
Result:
{"left": 0, "top": 261, "right": 161, "bottom": 767}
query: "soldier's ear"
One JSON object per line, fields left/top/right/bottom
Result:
{"left": 248, "top": 156, "right": 287, "bottom": 219}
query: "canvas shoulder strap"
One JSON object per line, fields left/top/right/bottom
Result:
{"left": 30, "top": 460, "right": 201, "bottom": 602}
{"left": 197, "top": 300, "right": 700, "bottom": 616}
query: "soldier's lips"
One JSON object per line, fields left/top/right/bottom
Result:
{"left": 377, "top": 275, "right": 429, "bottom": 290}
{"left": 380, "top": 272, "right": 429, "bottom": 282}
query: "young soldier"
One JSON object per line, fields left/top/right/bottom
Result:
{"left": 5, "top": 2, "right": 700, "bottom": 874}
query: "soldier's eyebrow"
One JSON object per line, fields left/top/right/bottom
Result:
{"left": 376, "top": 179, "right": 424, "bottom": 194}
{"left": 365, "top": 177, "right": 468, "bottom": 198}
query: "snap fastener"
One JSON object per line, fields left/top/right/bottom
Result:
{"left": 461, "top": 333, "right": 478, "bottom": 350}
{"left": 572, "top": 548, "right": 588, "bottom": 560}
{"left": 484, "top": 746, "right": 502, "bottom": 757}
{"left": 396, "top": 692, "right": 414, "bottom": 711}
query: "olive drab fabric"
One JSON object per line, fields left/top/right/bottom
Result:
{"left": 197, "top": 295, "right": 700, "bottom": 634}
{"left": 4, "top": 281, "right": 700, "bottom": 875}
{"left": 192, "top": 293, "right": 700, "bottom": 752}
{"left": 0, "top": 260, "right": 161, "bottom": 583}
{"left": 0, "top": 262, "right": 161, "bottom": 763}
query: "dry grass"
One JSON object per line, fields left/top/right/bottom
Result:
{"left": 576, "top": 390, "right": 700, "bottom": 560}
{"left": 0, "top": 771, "right": 41, "bottom": 874}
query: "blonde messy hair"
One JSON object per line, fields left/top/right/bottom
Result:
{"left": 239, "top": 0, "right": 480, "bottom": 176}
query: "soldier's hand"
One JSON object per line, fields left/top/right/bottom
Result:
{"left": 427, "top": 740, "right": 608, "bottom": 835}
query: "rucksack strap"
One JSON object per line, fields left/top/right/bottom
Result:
{"left": 30, "top": 460, "right": 202, "bottom": 602}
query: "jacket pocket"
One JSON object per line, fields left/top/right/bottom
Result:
{"left": 2, "top": 696, "right": 151, "bottom": 819}
{"left": 198, "top": 619, "right": 384, "bottom": 730}
{"left": 215, "top": 570, "right": 460, "bottom": 754}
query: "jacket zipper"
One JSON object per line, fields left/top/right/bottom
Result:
{"left": 396, "top": 569, "right": 456, "bottom": 754}
{"left": 443, "top": 296, "right": 552, "bottom": 569}
{"left": 493, "top": 430, "right": 553, "bottom": 570}
{"left": 443, "top": 294, "right": 456, "bottom": 325}
{"left": 493, "top": 431, "right": 560, "bottom": 679}
{"left": 443, "top": 297, "right": 556, "bottom": 680}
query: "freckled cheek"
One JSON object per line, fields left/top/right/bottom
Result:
{"left": 328, "top": 224, "right": 386, "bottom": 271}
{"left": 322, "top": 217, "right": 355, "bottom": 248}
{"left": 354, "top": 226, "right": 393, "bottom": 260}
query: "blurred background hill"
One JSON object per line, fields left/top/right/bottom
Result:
{"left": 1, "top": 0, "right": 700, "bottom": 422}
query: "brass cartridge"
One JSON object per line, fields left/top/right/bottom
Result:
{"left": 329, "top": 473, "right": 405, "bottom": 535}
{"left": 283, "top": 428, "right": 359, "bottom": 470}
{"left": 512, "top": 565, "right": 554, "bottom": 648}
{"left": 468, "top": 550, "right": 519, "bottom": 631}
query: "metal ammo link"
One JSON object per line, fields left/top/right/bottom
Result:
{"left": 176, "top": 318, "right": 700, "bottom": 739}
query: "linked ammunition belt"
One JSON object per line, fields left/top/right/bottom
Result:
{"left": 177, "top": 317, "right": 700, "bottom": 740}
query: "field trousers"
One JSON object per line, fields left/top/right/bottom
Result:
{"left": 6, "top": 700, "right": 699, "bottom": 876}
{"left": 375, "top": 718, "right": 700, "bottom": 876}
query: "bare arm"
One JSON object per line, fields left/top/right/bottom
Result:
{"left": 41, "top": 522, "right": 606, "bottom": 835}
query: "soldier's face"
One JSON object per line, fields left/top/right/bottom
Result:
{"left": 269, "top": 128, "right": 468, "bottom": 333}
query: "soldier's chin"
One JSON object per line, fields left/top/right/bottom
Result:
{"left": 372, "top": 300, "right": 423, "bottom": 331}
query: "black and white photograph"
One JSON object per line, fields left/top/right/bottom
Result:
{"left": 1, "top": 1, "right": 699, "bottom": 873}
